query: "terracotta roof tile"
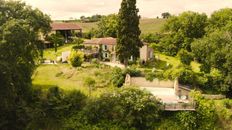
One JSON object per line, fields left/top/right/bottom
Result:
{"left": 51, "top": 22, "right": 82, "bottom": 31}
{"left": 84, "top": 37, "right": 116, "bottom": 45}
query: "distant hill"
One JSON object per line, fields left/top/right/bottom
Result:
{"left": 139, "top": 18, "right": 166, "bottom": 34}
{"left": 74, "top": 18, "right": 166, "bottom": 34}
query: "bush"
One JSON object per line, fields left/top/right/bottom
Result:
{"left": 223, "top": 99, "right": 232, "bottom": 109}
{"left": 178, "top": 68, "right": 196, "bottom": 85}
{"left": 145, "top": 72, "right": 156, "bottom": 81}
{"left": 124, "top": 67, "right": 141, "bottom": 77}
{"left": 46, "top": 33, "right": 65, "bottom": 47}
{"left": 141, "top": 33, "right": 162, "bottom": 43}
{"left": 111, "top": 67, "right": 142, "bottom": 87}
{"left": 77, "top": 88, "right": 162, "bottom": 129}
{"left": 111, "top": 67, "right": 125, "bottom": 87}
{"left": 69, "top": 51, "right": 84, "bottom": 67}
{"left": 178, "top": 49, "right": 193, "bottom": 65}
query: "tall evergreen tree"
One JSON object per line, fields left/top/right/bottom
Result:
{"left": 116, "top": 0, "right": 142, "bottom": 66}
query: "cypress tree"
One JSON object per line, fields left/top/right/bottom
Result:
{"left": 116, "top": 0, "right": 142, "bottom": 66}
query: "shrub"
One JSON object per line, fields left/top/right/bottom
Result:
{"left": 141, "top": 33, "right": 162, "bottom": 43}
{"left": 46, "top": 33, "right": 65, "bottom": 47}
{"left": 178, "top": 68, "right": 196, "bottom": 85}
{"left": 178, "top": 49, "right": 193, "bottom": 65}
{"left": 69, "top": 51, "right": 84, "bottom": 67}
{"left": 145, "top": 72, "right": 156, "bottom": 81}
{"left": 223, "top": 99, "right": 232, "bottom": 109}
{"left": 78, "top": 88, "right": 162, "bottom": 129}
{"left": 190, "top": 91, "right": 218, "bottom": 130}
{"left": 124, "top": 67, "right": 141, "bottom": 77}
{"left": 111, "top": 67, "right": 142, "bottom": 87}
{"left": 111, "top": 67, "right": 125, "bottom": 87}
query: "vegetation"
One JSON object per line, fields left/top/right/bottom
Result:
{"left": 141, "top": 33, "right": 162, "bottom": 43}
{"left": 1, "top": 0, "right": 232, "bottom": 129}
{"left": 116, "top": 0, "right": 142, "bottom": 65}
{"left": 0, "top": 0, "right": 51, "bottom": 129}
{"left": 96, "top": 14, "right": 118, "bottom": 38}
{"left": 46, "top": 33, "right": 65, "bottom": 52}
{"left": 65, "top": 88, "right": 162, "bottom": 130}
{"left": 178, "top": 49, "right": 193, "bottom": 65}
{"left": 160, "top": 11, "right": 207, "bottom": 55}
{"left": 80, "top": 14, "right": 103, "bottom": 22}
{"left": 161, "top": 12, "right": 171, "bottom": 19}
{"left": 69, "top": 50, "right": 84, "bottom": 67}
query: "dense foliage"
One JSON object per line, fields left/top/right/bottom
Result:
{"left": 155, "top": 8, "right": 232, "bottom": 97}
{"left": 160, "top": 11, "right": 207, "bottom": 55}
{"left": 0, "top": 0, "right": 51, "bottom": 129}
{"left": 69, "top": 50, "right": 84, "bottom": 67}
{"left": 161, "top": 12, "right": 171, "bottom": 19}
{"left": 111, "top": 67, "right": 141, "bottom": 87}
{"left": 178, "top": 49, "right": 193, "bottom": 65}
{"left": 46, "top": 33, "right": 65, "bottom": 52}
{"left": 141, "top": 33, "right": 162, "bottom": 43}
{"left": 65, "top": 88, "right": 162, "bottom": 130}
{"left": 96, "top": 14, "right": 118, "bottom": 38}
{"left": 116, "top": 0, "right": 142, "bottom": 65}
{"left": 80, "top": 14, "right": 103, "bottom": 22}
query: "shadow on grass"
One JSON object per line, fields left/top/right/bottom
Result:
{"left": 33, "top": 84, "right": 59, "bottom": 90}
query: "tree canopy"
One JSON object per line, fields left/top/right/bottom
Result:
{"left": 97, "top": 14, "right": 118, "bottom": 38}
{"left": 160, "top": 11, "right": 207, "bottom": 55}
{"left": 0, "top": 0, "right": 51, "bottom": 129}
{"left": 116, "top": 0, "right": 142, "bottom": 65}
{"left": 161, "top": 12, "right": 171, "bottom": 19}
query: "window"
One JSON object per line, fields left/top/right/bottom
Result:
{"left": 105, "top": 53, "right": 108, "bottom": 58}
{"left": 149, "top": 51, "right": 153, "bottom": 59}
{"left": 103, "top": 45, "right": 108, "bottom": 50}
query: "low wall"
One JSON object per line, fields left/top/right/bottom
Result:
{"left": 203, "top": 94, "right": 226, "bottom": 100}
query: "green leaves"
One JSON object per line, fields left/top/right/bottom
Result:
{"left": 78, "top": 88, "right": 162, "bottom": 129}
{"left": 69, "top": 50, "right": 84, "bottom": 67}
{"left": 97, "top": 14, "right": 118, "bottom": 38}
{"left": 161, "top": 11, "right": 207, "bottom": 54}
{"left": 117, "top": 0, "right": 142, "bottom": 65}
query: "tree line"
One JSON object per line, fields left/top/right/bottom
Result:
{"left": 156, "top": 9, "right": 232, "bottom": 97}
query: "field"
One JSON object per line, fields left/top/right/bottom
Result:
{"left": 43, "top": 44, "right": 76, "bottom": 60}
{"left": 32, "top": 63, "right": 115, "bottom": 96}
{"left": 77, "top": 18, "right": 166, "bottom": 34}
{"left": 139, "top": 18, "right": 166, "bottom": 34}
{"left": 156, "top": 53, "right": 201, "bottom": 72}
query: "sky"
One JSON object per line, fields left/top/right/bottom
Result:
{"left": 22, "top": 0, "right": 232, "bottom": 20}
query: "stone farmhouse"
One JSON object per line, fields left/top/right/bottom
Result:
{"left": 83, "top": 37, "right": 154, "bottom": 62}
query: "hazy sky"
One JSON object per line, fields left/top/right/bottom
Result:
{"left": 22, "top": 0, "right": 232, "bottom": 20}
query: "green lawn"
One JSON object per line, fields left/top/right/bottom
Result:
{"left": 156, "top": 53, "right": 201, "bottom": 72}
{"left": 32, "top": 63, "right": 115, "bottom": 97}
{"left": 43, "top": 44, "right": 75, "bottom": 60}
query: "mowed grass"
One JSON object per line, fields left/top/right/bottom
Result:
{"left": 156, "top": 52, "right": 201, "bottom": 72}
{"left": 75, "top": 18, "right": 166, "bottom": 34}
{"left": 43, "top": 44, "right": 75, "bottom": 60}
{"left": 32, "top": 63, "right": 115, "bottom": 97}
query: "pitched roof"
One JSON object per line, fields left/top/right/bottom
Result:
{"left": 84, "top": 37, "right": 148, "bottom": 46}
{"left": 51, "top": 22, "right": 82, "bottom": 31}
{"left": 84, "top": 37, "right": 117, "bottom": 45}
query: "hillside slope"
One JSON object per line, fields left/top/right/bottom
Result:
{"left": 75, "top": 18, "right": 166, "bottom": 34}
